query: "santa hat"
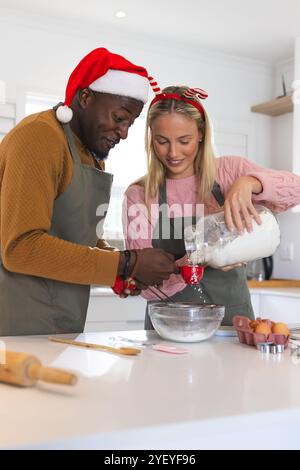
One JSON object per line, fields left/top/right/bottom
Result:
{"left": 56, "top": 47, "right": 149, "bottom": 123}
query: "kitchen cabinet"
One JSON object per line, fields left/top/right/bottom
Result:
{"left": 86, "top": 287, "right": 300, "bottom": 332}
{"left": 250, "top": 291, "right": 260, "bottom": 315}
{"left": 85, "top": 287, "right": 146, "bottom": 332}
{"left": 250, "top": 287, "right": 300, "bottom": 323}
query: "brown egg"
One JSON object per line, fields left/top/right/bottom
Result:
{"left": 249, "top": 320, "right": 259, "bottom": 331}
{"left": 272, "top": 322, "right": 290, "bottom": 336}
{"left": 255, "top": 322, "right": 272, "bottom": 336}
{"left": 261, "top": 318, "right": 272, "bottom": 327}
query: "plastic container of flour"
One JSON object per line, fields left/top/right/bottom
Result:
{"left": 184, "top": 205, "right": 280, "bottom": 268}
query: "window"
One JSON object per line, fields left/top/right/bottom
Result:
{"left": 25, "top": 92, "right": 60, "bottom": 116}
{"left": 0, "top": 79, "right": 6, "bottom": 104}
{"left": 0, "top": 102, "right": 15, "bottom": 141}
{"left": 103, "top": 113, "right": 147, "bottom": 241}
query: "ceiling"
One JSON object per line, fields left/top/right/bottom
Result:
{"left": 1, "top": 0, "right": 300, "bottom": 63}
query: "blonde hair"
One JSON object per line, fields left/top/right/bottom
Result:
{"left": 142, "top": 85, "right": 216, "bottom": 206}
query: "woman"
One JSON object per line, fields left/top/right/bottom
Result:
{"left": 123, "top": 85, "right": 300, "bottom": 326}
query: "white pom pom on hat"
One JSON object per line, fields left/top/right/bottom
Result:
{"left": 55, "top": 105, "right": 73, "bottom": 124}
{"left": 56, "top": 47, "right": 149, "bottom": 124}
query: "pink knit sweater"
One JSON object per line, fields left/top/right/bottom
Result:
{"left": 123, "top": 156, "right": 300, "bottom": 300}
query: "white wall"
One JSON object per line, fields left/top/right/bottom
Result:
{"left": 271, "top": 59, "right": 294, "bottom": 171}
{"left": 270, "top": 55, "right": 300, "bottom": 279}
{"left": 8, "top": 8, "right": 300, "bottom": 280}
{"left": 0, "top": 8, "right": 273, "bottom": 167}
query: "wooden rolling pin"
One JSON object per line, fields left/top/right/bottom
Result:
{"left": 0, "top": 351, "right": 77, "bottom": 387}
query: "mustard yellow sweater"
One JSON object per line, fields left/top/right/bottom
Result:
{"left": 0, "top": 110, "right": 119, "bottom": 285}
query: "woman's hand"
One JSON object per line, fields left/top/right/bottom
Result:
{"left": 218, "top": 262, "right": 246, "bottom": 272}
{"left": 224, "top": 176, "right": 263, "bottom": 233}
{"left": 175, "top": 255, "right": 189, "bottom": 268}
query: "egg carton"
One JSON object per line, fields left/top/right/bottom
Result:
{"left": 232, "top": 315, "right": 289, "bottom": 348}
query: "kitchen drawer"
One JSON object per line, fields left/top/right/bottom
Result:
{"left": 250, "top": 293, "right": 260, "bottom": 317}
{"left": 85, "top": 291, "right": 146, "bottom": 330}
{"left": 259, "top": 295, "right": 300, "bottom": 323}
{"left": 84, "top": 320, "right": 144, "bottom": 333}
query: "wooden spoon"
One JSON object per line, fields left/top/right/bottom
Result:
{"left": 48, "top": 336, "right": 141, "bottom": 356}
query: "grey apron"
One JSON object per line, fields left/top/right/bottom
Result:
{"left": 145, "top": 181, "right": 254, "bottom": 328}
{"left": 0, "top": 113, "right": 113, "bottom": 335}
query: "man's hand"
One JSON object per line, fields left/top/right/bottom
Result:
{"left": 132, "top": 248, "right": 176, "bottom": 286}
{"left": 224, "top": 176, "right": 263, "bottom": 233}
{"left": 120, "top": 278, "right": 142, "bottom": 298}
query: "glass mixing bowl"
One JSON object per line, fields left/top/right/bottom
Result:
{"left": 148, "top": 302, "right": 225, "bottom": 343}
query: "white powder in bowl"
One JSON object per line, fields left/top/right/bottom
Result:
{"left": 191, "top": 209, "right": 280, "bottom": 268}
{"left": 152, "top": 318, "right": 221, "bottom": 342}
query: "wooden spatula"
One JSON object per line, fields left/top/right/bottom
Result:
{"left": 48, "top": 336, "right": 141, "bottom": 356}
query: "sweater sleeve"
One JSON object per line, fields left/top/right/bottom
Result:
{"left": 0, "top": 121, "right": 119, "bottom": 286}
{"left": 218, "top": 156, "right": 300, "bottom": 212}
{"left": 122, "top": 184, "right": 186, "bottom": 300}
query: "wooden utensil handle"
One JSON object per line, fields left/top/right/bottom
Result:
{"left": 28, "top": 364, "right": 77, "bottom": 386}
{"left": 48, "top": 336, "right": 141, "bottom": 355}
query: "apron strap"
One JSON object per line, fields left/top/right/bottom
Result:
{"left": 211, "top": 181, "right": 225, "bottom": 206}
{"left": 158, "top": 181, "right": 167, "bottom": 206}
{"left": 158, "top": 181, "right": 195, "bottom": 241}
{"left": 52, "top": 102, "right": 63, "bottom": 112}
{"left": 158, "top": 181, "right": 169, "bottom": 237}
{"left": 53, "top": 103, "right": 81, "bottom": 165}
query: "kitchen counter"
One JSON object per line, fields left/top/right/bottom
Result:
{"left": 248, "top": 279, "right": 300, "bottom": 288}
{"left": 1, "top": 330, "right": 300, "bottom": 450}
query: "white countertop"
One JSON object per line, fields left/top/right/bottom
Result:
{"left": 1, "top": 330, "right": 300, "bottom": 450}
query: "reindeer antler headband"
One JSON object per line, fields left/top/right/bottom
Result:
{"left": 148, "top": 77, "right": 208, "bottom": 118}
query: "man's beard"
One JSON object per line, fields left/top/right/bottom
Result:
{"left": 91, "top": 149, "right": 108, "bottom": 161}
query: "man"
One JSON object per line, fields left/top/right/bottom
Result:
{"left": 0, "top": 47, "right": 175, "bottom": 336}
